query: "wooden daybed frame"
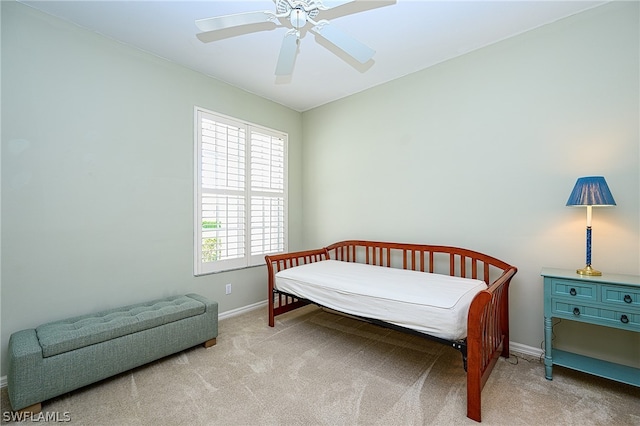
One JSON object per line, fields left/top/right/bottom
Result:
{"left": 265, "top": 240, "right": 517, "bottom": 422}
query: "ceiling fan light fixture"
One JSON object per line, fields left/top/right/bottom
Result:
{"left": 290, "top": 8, "right": 308, "bottom": 29}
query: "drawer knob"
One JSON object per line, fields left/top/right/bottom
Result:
{"left": 624, "top": 294, "right": 632, "bottom": 304}
{"left": 569, "top": 288, "right": 577, "bottom": 296}
{"left": 620, "top": 315, "right": 629, "bottom": 324}
{"left": 573, "top": 307, "right": 580, "bottom": 316}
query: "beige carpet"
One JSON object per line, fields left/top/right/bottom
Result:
{"left": 2, "top": 305, "right": 639, "bottom": 425}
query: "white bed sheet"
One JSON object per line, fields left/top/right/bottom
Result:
{"left": 275, "top": 260, "right": 487, "bottom": 341}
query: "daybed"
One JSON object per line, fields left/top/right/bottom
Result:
{"left": 7, "top": 293, "right": 218, "bottom": 413}
{"left": 265, "top": 240, "right": 517, "bottom": 422}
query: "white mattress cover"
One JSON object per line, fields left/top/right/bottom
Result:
{"left": 275, "top": 260, "right": 487, "bottom": 341}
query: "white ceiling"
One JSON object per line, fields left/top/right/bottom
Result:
{"left": 19, "top": 0, "right": 608, "bottom": 112}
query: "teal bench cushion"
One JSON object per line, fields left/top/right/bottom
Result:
{"left": 35, "top": 295, "right": 206, "bottom": 357}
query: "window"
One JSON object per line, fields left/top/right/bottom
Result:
{"left": 194, "top": 107, "right": 287, "bottom": 274}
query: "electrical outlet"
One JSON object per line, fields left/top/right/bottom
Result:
{"left": 225, "top": 283, "right": 232, "bottom": 295}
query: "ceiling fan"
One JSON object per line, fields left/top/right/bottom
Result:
{"left": 195, "top": 0, "right": 385, "bottom": 76}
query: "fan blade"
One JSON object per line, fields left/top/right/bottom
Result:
{"left": 320, "top": 1, "right": 396, "bottom": 21}
{"left": 311, "top": 21, "right": 374, "bottom": 63}
{"left": 275, "top": 31, "right": 299, "bottom": 76}
{"left": 195, "top": 11, "right": 275, "bottom": 33}
{"left": 318, "top": 1, "right": 356, "bottom": 10}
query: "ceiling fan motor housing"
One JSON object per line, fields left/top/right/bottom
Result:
{"left": 277, "top": 0, "right": 320, "bottom": 29}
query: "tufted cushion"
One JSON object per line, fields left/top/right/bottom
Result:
{"left": 35, "top": 295, "right": 206, "bottom": 357}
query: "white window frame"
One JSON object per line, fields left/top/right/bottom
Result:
{"left": 194, "top": 106, "right": 288, "bottom": 275}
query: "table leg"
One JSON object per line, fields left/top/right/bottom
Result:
{"left": 544, "top": 316, "right": 553, "bottom": 380}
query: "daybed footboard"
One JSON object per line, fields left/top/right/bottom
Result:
{"left": 265, "top": 248, "right": 329, "bottom": 327}
{"left": 466, "top": 266, "right": 516, "bottom": 422}
{"left": 265, "top": 240, "right": 517, "bottom": 422}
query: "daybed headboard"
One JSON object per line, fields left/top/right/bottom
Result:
{"left": 325, "top": 240, "right": 513, "bottom": 286}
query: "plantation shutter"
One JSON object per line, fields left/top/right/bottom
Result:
{"left": 249, "top": 130, "right": 286, "bottom": 264}
{"left": 195, "top": 107, "right": 287, "bottom": 275}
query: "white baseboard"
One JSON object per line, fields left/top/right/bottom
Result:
{"left": 218, "top": 299, "right": 267, "bottom": 321}
{"left": 1, "top": 375, "right": 6, "bottom": 388}
{"left": 510, "top": 341, "right": 544, "bottom": 360}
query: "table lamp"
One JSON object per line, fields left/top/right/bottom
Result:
{"left": 566, "top": 176, "right": 616, "bottom": 276}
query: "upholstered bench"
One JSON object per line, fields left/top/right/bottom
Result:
{"left": 7, "top": 293, "right": 218, "bottom": 412}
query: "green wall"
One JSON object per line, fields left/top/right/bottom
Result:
{"left": 1, "top": 1, "right": 302, "bottom": 376}
{"left": 302, "top": 1, "right": 639, "bottom": 364}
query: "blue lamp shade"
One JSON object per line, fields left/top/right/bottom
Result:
{"left": 566, "top": 176, "right": 616, "bottom": 206}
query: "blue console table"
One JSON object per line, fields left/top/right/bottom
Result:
{"left": 541, "top": 268, "right": 640, "bottom": 386}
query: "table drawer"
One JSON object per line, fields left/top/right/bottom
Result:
{"left": 551, "top": 279, "right": 597, "bottom": 301}
{"left": 551, "top": 299, "right": 640, "bottom": 330}
{"left": 601, "top": 285, "right": 640, "bottom": 310}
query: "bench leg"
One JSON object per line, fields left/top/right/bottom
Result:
{"left": 18, "top": 402, "right": 42, "bottom": 414}
{"left": 203, "top": 338, "right": 217, "bottom": 348}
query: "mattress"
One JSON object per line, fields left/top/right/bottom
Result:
{"left": 275, "top": 259, "right": 487, "bottom": 341}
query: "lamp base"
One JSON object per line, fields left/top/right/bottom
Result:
{"left": 576, "top": 265, "right": 602, "bottom": 276}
